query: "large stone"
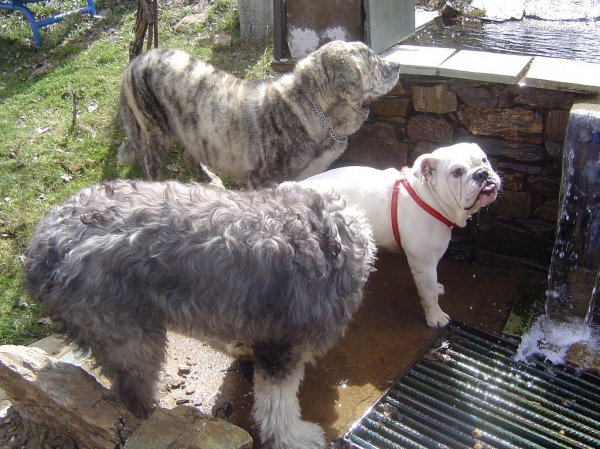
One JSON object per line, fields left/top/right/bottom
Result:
{"left": 545, "top": 141, "right": 564, "bottom": 160}
{"left": 409, "top": 141, "right": 441, "bottom": 165}
{"left": 497, "top": 170, "right": 525, "bottom": 192}
{"left": 412, "top": 84, "right": 457, "bottom": 113}
{"left": 406, "top": 114, "right": 454, "bottom": 142}
{"left": 371, "top": 97, "right": 412, "bottom": 117}
{"left": 497, "top": 161, "right": 543, "bottom": 175}
{"left": 544, "top": 109, "right": 570, "bottom": 142}
{"left": 0, "top": 345, "right": 142, "bottom": 449}
{"left": 459, "top": 137, "right": 548, "bottom": 163}
{"left": 475, "top": 215, "right": 553, "bottom": 263}
{"left": 174, "top": 12, "right": 209, "bottom": 34}
{"left": 386, "top": 82, "right": 407, "bottom": 96}
{"left": 515, "top": 87, "right": 577, "bottom": 109}
{"left": 337, "top": 122, "right": 408, "bottom": 169}
{"left": 526, "top": 174, "right": 561, "bottom": 197}
{"left": 489, "top": 190, "right": 532, "bottom": 219}
{"left": 532, "top": 199, "right": 559, "bottom": 222}
{"left": 124, "top": 405, "right": 253, "bottom": 449}
{"left": 454, "top": 85, "right": 498, "bottom": 108}
{"left": 457, "top": 105, "right": 543, "bottom": 144}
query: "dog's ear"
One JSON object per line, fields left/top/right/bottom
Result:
{"left": 414, "top": 154, "right": 437, "bottom": 181}
{"left": 332, "top": 62, "right": 363, "bottom": 108}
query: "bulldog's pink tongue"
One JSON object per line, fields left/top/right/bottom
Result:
{"left": 478, "top": 185, "right": 498, "bottom": 207}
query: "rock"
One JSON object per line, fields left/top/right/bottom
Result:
{"left": 526, "top": 174, "right": 561, "bottom": 197}
{"left": 457, "top": 105, "right": 543, "bottom": 144}
{"left": 461, "top": 137, "right": 548, "bottom": 162}
{"left": 532, "top": 199, "right": 559, "bottom": 222}
{"left": 497, "top": 170, "right": 525, "bottom": 191}
{"left": 178, "top": 365, "right": 192, "bottom": 376}
{"left": 544, "top": 141, "right": 563, "bottom": 159}
{"left": 454, "top": 85, "right": 498, "bottom": 109}
{"left": 497, "top": 161, "right": 542, "bottom": 175}
{"left": 0, "top": 345, "right": 142, "bottom": 449}
{"left": 489, "top": 190, "right": 532, "bottom": 220}
{"left": 412, "top": 84, "right": 457, "bottom": 114}
{"left": 565, "top": 342, "right": 600, "bottom": 376}
{"left": 196, "top": 33, "right": 233, "bottom": 47}
{"left": 337, "top": 122, "right": 408, "bottom": 169}
{"left": 475, "top": 215, "right": 553, "bottom": 262}
{"left": 213, "top": 33, "right": 232, "bottom": 47}
{"left": 544, "top": 109, "right": 570, "bottom": 142}
{"left": 470, "top": 0, "right": 525, "bottom": 21}
{"left": 406, "top": 114, "right": 454, "bottom": 143}
{"left": 124, "top": 405, "right": 252, "bottom": 449}
{"left": 371, "top": 97, "right": 412, "bottom": 117}
{"left": 515, "top": 88, "right": 577, "bottom": 110}
{"left": 174, "top": 12, "right": 209, "bottom": 34}
{"left": 386, "top": 82, "right": 407, "bottom": 96}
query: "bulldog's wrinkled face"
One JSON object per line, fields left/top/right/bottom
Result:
{"left": 416, "top": 143, "right": 501, "bottom": 214}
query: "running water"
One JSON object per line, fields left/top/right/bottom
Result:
{"left": 516, "top": 101, "right": 600, "bottom": 363}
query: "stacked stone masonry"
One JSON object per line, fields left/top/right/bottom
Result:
{"left": 334, "top": 76, "right": 597, "bottom": 272}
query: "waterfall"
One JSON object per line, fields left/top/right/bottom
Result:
{"left": 516, "top": 99, "right": 600, "bottom": 363}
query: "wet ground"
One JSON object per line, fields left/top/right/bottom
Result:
{"left": 154, "top": 251, "right": 527, "bottom": 447}
{"left": 0, "top": 251, "right": 528, "bottom": 447}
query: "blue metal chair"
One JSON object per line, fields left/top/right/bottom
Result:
{"left": 0, "top": 0, "right": 96, "bottom": 48}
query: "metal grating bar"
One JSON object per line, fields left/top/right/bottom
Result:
{"left": 343, "top": 321, "right": 600, "bottom": 449}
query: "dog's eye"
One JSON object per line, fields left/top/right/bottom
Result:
{"left": 482, "top": 157, "right": 488, "bottom": 164}
{"left": 452, "top": 168, "right": 463, "bottom": 178}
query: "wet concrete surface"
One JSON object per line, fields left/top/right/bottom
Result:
{"left": 153, "top": 251, "right": 526, "bottom": 447}
{"left": 4, "top": 251, "right": 526, "bottom": 447}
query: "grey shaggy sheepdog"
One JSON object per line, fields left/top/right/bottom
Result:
{"left": 23, "top": 180, "right": 376, "bottom": 449}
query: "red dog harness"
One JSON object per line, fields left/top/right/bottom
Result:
{"left": 391, "top": 169, "right": 456, "bottom": 248}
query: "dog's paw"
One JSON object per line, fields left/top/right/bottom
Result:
{"left": 264, "top": 420, "right": 325, "bottom": 449}
{"left": 437, "top": 283, "right": 445, "bottom": 296}
{"left": 425, "top": 308, "right": 450, "bottom": 328}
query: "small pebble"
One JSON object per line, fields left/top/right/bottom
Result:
{"left": 185, "top": 388, "right": 196, "bottom": 395}
{"left": 170, "top": 380, "right": 183, "bottom": 389}
{"left": 177, "top": 366, "right": 191, "bottom": 376}
{"left": 176, "top": 398, "right": 190, "bottom": 405}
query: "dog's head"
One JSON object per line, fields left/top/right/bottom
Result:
{"left": 296, "top": 40, "right": 401, "bottom": 109}
{"left": 413, "top": 143, "right": 501, "bottom": 225}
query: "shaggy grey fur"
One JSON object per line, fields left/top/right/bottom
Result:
{"left": 117, "top": 41, "right": 400, "bottom": 187}
{"left": 23, "top": 180, "right": 376, "bottom": 449}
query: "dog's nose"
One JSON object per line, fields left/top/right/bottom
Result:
{"left": 473, "top": 168, "right": 489, "bottom": 183}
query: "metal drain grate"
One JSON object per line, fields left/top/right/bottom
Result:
{"left": 342, "top": 321, "right": 600, "bottom": 449}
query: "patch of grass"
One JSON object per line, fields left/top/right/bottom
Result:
{"left": 0, "top": 0, "right": 272, "bottom": 345}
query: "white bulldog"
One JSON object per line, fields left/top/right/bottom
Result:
{"left": 299, "top": 142, "right": 501, "bottom": 328}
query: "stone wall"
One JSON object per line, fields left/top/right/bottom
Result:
{"left": 334, "top": 75, "right": 596, "bottom": 272}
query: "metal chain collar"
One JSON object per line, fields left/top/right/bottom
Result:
{"left": 299, "top": 88, "right": 348, "bottom": 144}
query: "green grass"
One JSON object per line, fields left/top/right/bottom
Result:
{"left": 0, "top": 0, "right": 272, "bottom": 345}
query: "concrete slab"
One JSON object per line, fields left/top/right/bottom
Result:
{"left": 523, "top": 56, "right": 600, "bottom": 94}
{"left": 438, "top": 49, "right": 532, "bottom": 84}
{"left": 415, "top": 9, "right": 438, "bottom": 30}
{"left": 381, "top": 45, "right": 457, "bottom": 75}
